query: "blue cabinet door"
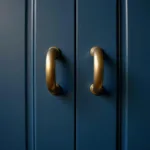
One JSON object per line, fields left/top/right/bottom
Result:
{"left": 122, "top": 0, "right": 150, "bottom": 149}
{"left": 0, "top": 0, "right": 26, "bottom": 150}
{"left": 3, "top": 1, "right": 150, "bottom": 150}
{"left": 34, "top": 0, "right": 75, "bottom": 150}
{"left": 76, "top": 0, "right": 117, "bottom": 150}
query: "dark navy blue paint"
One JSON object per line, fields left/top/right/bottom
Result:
{"left": 122, "top": 0, "right": 150, "bottom": 150}
{"left": 0, "top": 0, "right": 26, "bottom": 150}
{"left": 76, "top": 0, "right": 117, "bottom": 150}
{"left": 3, "top": 1, "right": 149, "bottom": 150}
{"left": 35, "top": 0, "right": 74, "bottom": 149}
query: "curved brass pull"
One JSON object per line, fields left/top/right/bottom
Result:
{"left": 46, "top": 47, "right": 62, "bottom": 95}
{"left": 90, "top": 46, "right": 104, "bottom": 95}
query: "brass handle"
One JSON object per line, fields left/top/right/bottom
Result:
{"left": 46, "top": 47, "right": 62, "bottom": 95}
{"left": 90, "top": 46, "right": 104, "bottom": 95}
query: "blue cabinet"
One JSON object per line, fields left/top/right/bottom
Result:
{"left": 76, "top": 0, "right": 117, "bottom": 150}
{"left": 0, "top": 0, "right": 150, "bottom": 150}
{"left": 0, "top": 0, "right": 26, "bottom": 150}
{"left": 122, "top": 0, "right": 150, "bottom": 150}
{"left": 35, "top": 0, "right": 75, "bottom": 150}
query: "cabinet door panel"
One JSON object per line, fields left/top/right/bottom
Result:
{"left": 35, "top": 0, "right": 75, "bottom": 149}
{"left": 77, "top": 0, "right": 117, "bottom": 150}
{"left": 0, "top": 0, "right": 26, "bottom": 150}
{"left": 122, "top": 0, "right": 150, "bottom": 149}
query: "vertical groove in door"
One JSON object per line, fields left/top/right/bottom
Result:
{"left": 74, "top": 0, "right": 77, "bottom": 150}
{"left": 122, "top": 0, "right": 129, "bottom": 149}
{"left": 116, "top": 0, "right": 122, "bottom": 150}
{"left": 33, "top": 0, "right": 37, "bottom": 149}
{"left": 124, "top": 0, "right": 129, "bottom": 149}
{"left": 27, "top": 0, "right": 37, "bottom": 150}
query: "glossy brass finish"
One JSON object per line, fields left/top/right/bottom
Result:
{"left": 90, "top": 46, "right": 104, "bottom": 95}
{"left": 46, "top": 47, "right": 61, "bottom": 95}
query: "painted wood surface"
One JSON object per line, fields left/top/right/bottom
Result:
{"left": 35, "top": 0, "right": 75, "bottom": 149}
{"left": 122, "top": 0, "right": 150, "bottom": 150}
{"left": 0, "top": 0, "right": 26, "bottom": 150}
{"left": 76, "top": 0, "right": 117, "bottom": 149}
